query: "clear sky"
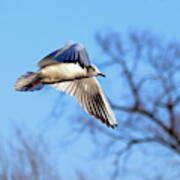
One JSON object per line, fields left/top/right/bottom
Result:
{"left": 1, "top": 0, "right": 180, "bottom": 179}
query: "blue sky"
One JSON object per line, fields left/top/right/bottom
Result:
{"left": 1, "top": 0, "right": 180, "bottom": 179}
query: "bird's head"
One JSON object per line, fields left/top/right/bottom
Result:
{"left": 87, "top": 65, "right": 106, "bottom": 77}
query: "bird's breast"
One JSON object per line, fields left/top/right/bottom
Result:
{"left": 40, "top": 63, "right": 87, "bottom": 83}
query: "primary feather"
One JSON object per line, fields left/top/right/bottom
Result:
{"left": 52, "top": 77, "right": 117, "bottom": 128}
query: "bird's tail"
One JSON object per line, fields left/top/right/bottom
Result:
{"left": 15, "top": 72, "right": 44, "bottom": 91}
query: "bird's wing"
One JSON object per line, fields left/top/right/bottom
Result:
{"left": 38, "top": 42, "right": 91, "bottom": 68}
{"left": 51, "top": 77, "right": 117, "bottom": 128}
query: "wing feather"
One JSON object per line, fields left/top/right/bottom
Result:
{"left": 52, "top": 77, "right": 117, "bottom": 128}
{"left": 38, "top": 43, "right": 91, "bottom": 68}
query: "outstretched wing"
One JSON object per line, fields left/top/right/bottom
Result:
{"left": 51, "top": 77, "right": 117, "bottom": 128}
{"left": 38, "top": 42, "right": 91, "bottom": 68}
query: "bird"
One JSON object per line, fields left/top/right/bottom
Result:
{"left": 15, "top": 42, "right": 118, "bottom": 128}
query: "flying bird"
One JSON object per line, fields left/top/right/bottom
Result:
{"left": 15, "top": 42, "right": 117, "bottom": 128}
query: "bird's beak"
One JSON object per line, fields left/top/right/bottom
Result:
{"left": 98, "top": 73, "right": 106, "bottom": 77}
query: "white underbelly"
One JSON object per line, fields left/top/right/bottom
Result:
{"left": 40, "top": 63, "right": 87, "bottom": 82}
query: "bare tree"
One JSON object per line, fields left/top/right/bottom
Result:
{"left": 49, "top": 31, "right": 180, "bottom": 179}
{"left": 0, "top": 127, "right": 94, "bottom": 180}
{"left": 94, "top": 30, "right": 180, "bottom": 154}
{"left": 0, "top": 128, "right": 61, "bottom": 180}
{"left": 58, "top": 31, "right": 180, "bottom": 179}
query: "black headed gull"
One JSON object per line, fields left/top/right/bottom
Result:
{"left": 15, "top": 42, "right": 118, "bottom": 128}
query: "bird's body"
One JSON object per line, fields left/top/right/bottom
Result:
{"left": 40, "top": 63, "right": 89, "bottom": 83}
{"left": 15, "top": 42, "right": 118, "bottom": 128}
